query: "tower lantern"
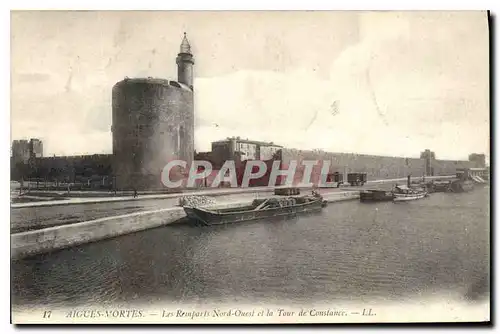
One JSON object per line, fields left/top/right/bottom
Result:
{"left": 176, "top": 32, "right": 195, "bottom": 89}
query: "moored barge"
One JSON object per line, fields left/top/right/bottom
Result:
{"left": 183, "top": 192, "right": 326, "bottom": 226}
{"left": 359, "top": 190, "right": 394, "bottom": 202}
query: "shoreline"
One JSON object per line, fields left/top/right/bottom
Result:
{"left": 9, "top": 175, "right": 456, "bottom": 260}
{"left": 10, "top": 175, "right": 454, "bottom": 209}
{"left": 11, "top": 191, "right": 358, "bottom": 260}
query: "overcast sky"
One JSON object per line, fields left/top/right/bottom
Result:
{"left": 11, "top": 11, "right": 489, "bottom": 161}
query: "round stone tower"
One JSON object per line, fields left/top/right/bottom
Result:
{"left": 111, "top": 35, "right": 195, "bottom": 191}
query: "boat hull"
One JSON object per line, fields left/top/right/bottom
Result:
{"left": 433, "top": 182, "right": 452, "bottom": 192}
{"left": 184, "top": 199, "right": 325, "bottom": 226}
{"left": 393, "top": 192, "right": 427, "bottom": 202}
{"left": 360, "top": 190, "right": 394, "bottom": 202}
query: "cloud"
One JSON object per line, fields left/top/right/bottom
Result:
{"left": 192, "top": 12, "right": 489, "bottom": 160}
{"left": 10, "top": 11, "right": 489, "bottom": 161}
{"left": 317, "top": 12, "right": 489, "bottom": 159}
{"left": 194, "top": 69, "right": 333, "bottom": 149}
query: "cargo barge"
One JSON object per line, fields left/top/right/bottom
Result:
{"left": 183, "top": 192, "right": 326, "bottom": 226}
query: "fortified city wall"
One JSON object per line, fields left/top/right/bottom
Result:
{"left": 280, "top": 148, "right": 477, "bottom": 180}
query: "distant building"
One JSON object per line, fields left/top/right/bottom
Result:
{"left": 12, "top": 138, "right": 43, "bottom": 164}
{"left": 210, "top": 137, "right": 283, "bottom": 167}
{"left": 29, "top": 138, "right": 43, "bottom": 159}
{"left": 12, "top": 140, "right": 30, "bottom": 164}
{"left": 420, "top": 149, "right": 435, "bottom": 176}
{"left": 468, "top": 153, "right": 486, "bottom": 167}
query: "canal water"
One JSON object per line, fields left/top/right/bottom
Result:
{"left": 11, "top": 187, "right": 490, "bottom": 311}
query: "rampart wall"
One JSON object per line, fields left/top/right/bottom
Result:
{"left": 280, "top": 148, "right": 476, "bottom": 180}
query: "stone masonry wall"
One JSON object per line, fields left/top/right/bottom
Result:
{"left": 281, "top": 148, "right": 474, "bottom": 180}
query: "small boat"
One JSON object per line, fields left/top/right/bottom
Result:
{"left": 360, "top": 189, "right": 394, "bottom": 202}
{"left": 392, "top": 185, "right": 428, "bottom": 202}
{"left": 183, "top": 192, "right": 327, "bottom": 226}
{"left": 432, "top": 180, "right": 453, "bottom": 192}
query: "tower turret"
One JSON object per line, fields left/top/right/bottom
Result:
{"left": 176, "top": 32, "right": 195, "bottom": 90}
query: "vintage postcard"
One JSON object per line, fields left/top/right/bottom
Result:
{"left": 10, "top": 10, "right": 490, "bottom": 324}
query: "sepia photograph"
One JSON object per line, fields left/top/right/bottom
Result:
{"left": 9, "top": 10, "right": 490, "bottom": 324}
